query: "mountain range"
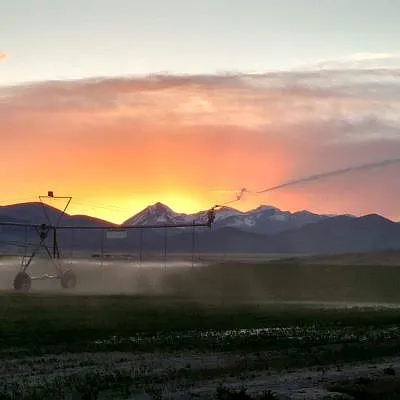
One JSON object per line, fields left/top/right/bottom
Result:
{"left": 0, "top": 201, "right": 399, "bottom": 255}
{"left": 122, "top": 202, "right": 332, "bottom": 235}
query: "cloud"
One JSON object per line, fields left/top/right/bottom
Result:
{"left": 0, "top": 52, "right": 7, "bottom": 62}
{"left": 2, "top": 69, "right": 400, "bottom": 137}
{"left": 311, "top": 52, "right": 400, "bottom": 70}
{"left": 0, "top": 66, "right": 399, "bottom": 221}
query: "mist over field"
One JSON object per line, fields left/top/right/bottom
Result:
{"left": 1, "top": 254, "right": 400, "bottom": 306}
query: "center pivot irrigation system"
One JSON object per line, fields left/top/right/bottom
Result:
{"left": 0, "top": 192, "right": 217, "bottom": 292}
{"left": 2, "top": 157, "right": 398, "bottom": 292}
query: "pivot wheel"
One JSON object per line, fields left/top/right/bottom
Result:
{"left": 13, "top": 272, "right": 31, "bottom": 292}
{"left": 60, "top": 270, "right": 77, "bottom": 289}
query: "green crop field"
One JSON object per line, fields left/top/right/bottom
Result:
{"left": 1, "top": 260, "right": 400, "bottom": 398}
{"left": 1, "top": 292, "right": 400, "bottom": 353}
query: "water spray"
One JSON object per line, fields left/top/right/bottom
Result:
{"left": 255, "top": 158, "right": 400, "bottom": 195}
{"left": 214, "top": 188, "right": 248, "bottom": 209}
{"left": 217, "top": 157, "right": 400, "bottom": 207}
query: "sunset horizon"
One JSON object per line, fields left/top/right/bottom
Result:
{"left": 1, "top": 0, "right": 399, "bottom": 225}
{"left": 1, "top": 178, "right": 399, "bottom": 225}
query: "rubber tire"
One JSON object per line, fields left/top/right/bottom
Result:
{"left": 13, "top": 272, "right": 31, "bottom": 292}
{"left": 60, "top": 270, "right": 77, "bottom": 289}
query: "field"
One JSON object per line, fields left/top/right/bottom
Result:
{"left": 1, "top": 255, "right": 400, "bottom": 398}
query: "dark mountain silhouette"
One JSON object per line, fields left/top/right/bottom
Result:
{"left": 166, "top": 214, "right": 400, "bottom": 254}
{"left": 270, "top": 214, "right": 400, "bottom": 254}
{"left": 0, "top": 202, "right": 399, "bottom": 255}
{"left": 0, "top": 202, "right": 115, "bottom": 226}
{"left": 0, "top": 202, "right": 116, "bottom": 254}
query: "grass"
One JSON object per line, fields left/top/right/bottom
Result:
{"left": 73, "top": 260, "right": 400, "bottom": 302}
{"left": 1, "top": 260, "right": 400, "bottom": 359}
{"left": 1, "top": 291, "right": 400, "bottom": 355}
{"left": 1, "top": 260, "right": 400, "bottom": 398}
{"left": 0, "top": 370, "right": 136, "bottom": 400}
{"left": 163, "top": 262, "right": 400, "bottom": 303}
{"left": 0, "top": 296, "right": 399, "bottom": 398}
{"left": 0, "top": 373, "right": 283, "bottom": 400}
{"left": 327, "top": 375, "right": 400, "bottom": 399}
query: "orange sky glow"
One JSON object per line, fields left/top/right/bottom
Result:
{"left": 1, "top": 72, "right": 399, "bottom": 223}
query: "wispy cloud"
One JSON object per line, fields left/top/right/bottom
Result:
{"left": 0, "top": 64, "right": 399, "bottom": 220}
{"left": 310, "top": 52, "right": 400, "bottom": 70}
{"left": 2, "top": 68, "right": 400, "bottom": 140}
{"left": 0, "top": 52, "right": 7, "bottom": 62}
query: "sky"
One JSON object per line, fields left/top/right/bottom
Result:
{"left": 1, "top": 0, "right": 400, "bottom": 223}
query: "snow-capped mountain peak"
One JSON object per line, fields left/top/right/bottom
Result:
{"left": 214, "top": 206, "right": 244, "bottom": 221}
{"left": 123, "top": 203, "right": 334, "bottom": 234}
{"left": 147, "top": 202, "right": 174, "bottom": 215}
{"left": 123, "top": 202, "right": 189, "bottom": 226}
{"left": 250, "top": 205, "right": 280, "bottom": 213}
